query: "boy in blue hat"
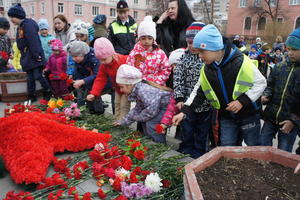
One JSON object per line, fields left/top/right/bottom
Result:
{"left": 38, "top": 19, "right": 55, "bottom": 62}
{"left": 262, "top": 28, "right": 300, "bottom": 153}
{"left": 173, "top": 24, "right": 266, "bottom": 147}
{"left": 8, "top": 3, "right": 51, "bottom": 102}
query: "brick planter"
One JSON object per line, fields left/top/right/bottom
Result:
{"left": 184, "top": 146, "right": 300, "bottom": 200}
{"left": 0, "top": 72, "right": 42, "bottom": 102}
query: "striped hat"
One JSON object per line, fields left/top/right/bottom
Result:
{"left": 186, "top": 22, "right": 205, "bottom": 39}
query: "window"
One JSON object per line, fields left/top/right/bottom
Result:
{"left": 240, "top": 0, "right": 247, "bottom": 7}
{"left": 290, "top": 0, "right": 300, "bottom": 5}
{"left": 92, "top": 6, "right": 99, "bottom": 16}
{"left": 258, "top": 17, "right": 266, "bottom": 30}
{"left": 110, "top": 8, "right": 116, "bottom": 17}
{"left": 41, "top": 2, "right": 45, "bottom": 14}
{"left": 31, "top": 5, "right": 35, "bottom": 15}
{"left": 296, "top": 17, "right": 300, "bottom": 29}
{"left": 58, "top": 3, "right": 64, "bottom": 13}
{"left": 74, "top": 4, "right": 82, "bottom": 15}
{"left": 134, "top": 11, "right": 138, "bottom": 19}
{"left": 146, "top": 0, "right": 150, "bottom": 5}
{"left": 277, "top": 17, "right": 283, "bottom": 23}
{"left": 254, "top": 0, "right": 261, "bottom": 7}
{"left": 269, "top": 0, "right": 277, "bottom": 7}
{"left": 0, "top": 0, "right": 3, "bottom": 6}
{"left": 134, "top": 0, "right": 138, "bottom": 4}
{"left": 244, "top": 17, "right": 251, "bottom": 30}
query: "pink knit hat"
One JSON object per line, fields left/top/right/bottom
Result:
{"left": 116, "top": 64, "right": 142, "bottom": 85}
{"left": 94, "top": 37, "right": 115, "bottom": 59}
{"left": 51, "top": 39, "right": 63, "bottom": 51}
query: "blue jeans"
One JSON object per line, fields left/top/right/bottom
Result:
{"left": 180, "top": 111, "right": 212, "bottom": 158}
{"left": 26, "top": 67, "right": 50, "bottom": 95}
{"left": 142, "top": 108, "right": 166, "bottom": 144}
{"left": 260, "top": 121, "right": 298, "bottom": 152}
{"left": 220, "top": 114, "right": 260, "bottom": 146}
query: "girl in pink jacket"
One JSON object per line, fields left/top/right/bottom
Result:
{"left": 126, "top": 16, "right": 172, "bottom": 86}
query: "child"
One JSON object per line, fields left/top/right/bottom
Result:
{"left": 257, "top": 44, "right": 275, "bottom": 78}
{"left": 90, "top": 14, "right": 107, "bottom": 47}
{"left": 260, "top": 28, "right": 300, "bottom": 153}
{"left": 8, "top": 3, "right": 51, "bottom": 102}
{"left": 114, "top": 64, "right": 171, "bottom": 143}
{"left": 11, "top": 42, "right": 22, "bottom": 71}
{"left": 159, "top": 48, "right": 185, "bottom": 133}
{"left": 126, "top": 16, "right": 172, "bottom": 86}
{"left": 273, "top": 47, "right": 284, "bottom": 64}
{"left": 0, "top": 17, "right": 12, "bottom": 73}
{"left": 87, "top": 37, "right": 129, "bottom": 120}
{"left": 38, "top": 19, "right": 55, "bottom": 62}
{"left": 249, "top": 44, "right": 259, "bottom": 60}
{"left": 173, "top": 22, "right": 212, "bottom": 158}
{"left": 44, "top": 39, "right": 68, "bottom": 98}
{"left": 73, "top": 21, "right": 90, "bottom": 45}
{"left": 67, "top": 40, "right": 101, "bottom": 114}
{"left": 173, "top": 24, "right": 266, "bottom": 147}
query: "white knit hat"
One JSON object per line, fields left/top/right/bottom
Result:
{"left": 72, "top": 20, "right": 88, "bottom": 35}
{"left": 116, "top": 64, "right": 142, "bottom": 85}
{"left": 169, "top": 48, "right": 185, "bottom": 65}
{"left": 138, "top": 16, "right": 156, "bottom": 40}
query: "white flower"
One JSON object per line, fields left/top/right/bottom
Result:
{"left": 115, "top": 167, "right": 130, "bottom": 181}
{"left": 145, "top": 172, "right": 162, "bottom": 192}
{"left": 94, "top": 143, "right": 105, "bottom": 151}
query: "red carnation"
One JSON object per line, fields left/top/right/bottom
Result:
{"left": 97, "top": 188, "right": 106, "bottom": 199}
{"left": 49, "top": 74, "right": 55, "bottom": 80}
{"left": 82, "top": 192, "right": 92, "bottom": 200}
{"left": 74, "top": 193, "right": 80, "bottom": 200}
{"left": 130, "top": 141, "right": 141, "bottom": 149}
{"left": 68, "top": 186, "right": 77, "bottom": 195}
{"left": 39, "top": 99, "right": 48, "bottom": 105}
{"left": 104, "top": 167, "right": 115, "bottom": 179}
{"left": 129, "top": 172, "right": 138, "bottom": 183}
{"left": 112, "top": 177, "right": 122, "bottom": 191}
{"left": 162, "top": 179, "right": 171, "bottom": 188}
{"left": 1, "top": 51, "right": 8, "bottom": 60}
{"left": 67, "top": 79, "right": 73, "bottom": 86}
{"left": 113, "top": 195, "right": 128, "bottom": 200}
{"left": 133, "top": 149, "right": 145, "bottom": 160}
{"left": 60, "top": 72, "right": 68, "bottom": 80}
{"left": 155, "top": 124, "right": 164, "bottom": 134}
{"left": 133, "top": 167, "right": 142, "bottom": 175}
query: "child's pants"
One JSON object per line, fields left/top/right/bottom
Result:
{"left": 27, "top": 67, "right": 50, "bottom": 95}
{"left": 50, "top": 80, "right": 69, "bottom": 98}
{"left": 114, "top": 92, "right": 131, "bottom": 121}
{"left": 141, "top": 108, "right": 167, "bottom": 143}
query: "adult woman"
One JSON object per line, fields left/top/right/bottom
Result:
{"left": 156, "top": 0, "right": 194, "bottom": 55}
{"left": 273, "top": 35, "right": 284, "bottom": 51}
{"left": 53, "top": 15, "right": 73, "bottom": 46}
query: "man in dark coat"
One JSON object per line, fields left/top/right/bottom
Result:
{"left": 108, "top": 0, "right": 137, "bottom": 55}
{"left": 8, "top": 3, "right": 51, "bottom": 102}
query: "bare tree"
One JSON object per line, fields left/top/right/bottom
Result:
{"left": 193, "top": 0, "right": 215, "bottom": 24}
{"left": 249, "top": 0, "right": 284, "bottom": 22}
{"left": 148, "top": 0, "right": 169, "bottom": 17}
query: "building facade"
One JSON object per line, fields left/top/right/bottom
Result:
{"left": 1, "top": 0, "right": 149, "bottom": 39}
{"left": 227, "top": 0, "right": 300, "bottom": 38}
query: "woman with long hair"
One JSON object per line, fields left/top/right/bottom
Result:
{"left": 156, "top": 0, "right": 194, "bottom": 55}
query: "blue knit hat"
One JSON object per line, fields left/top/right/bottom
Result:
{"left": 8, "top": 3, "right": 26, "bottom": 19}
{"left": 250, "top": 44, "right": 258, "bottom": 50}
{"left": 93, "top": 14, "right": 106, "bottom": 24}
{"left": 38, "top": 19, "right": 49, "bottom": 30}
{"left": 286, "top": 28, "right": 300, "bottom": 50}
{"left": 193, "top": 24, "right": 224, "bottom": 51}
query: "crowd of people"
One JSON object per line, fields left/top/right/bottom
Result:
{"left": 0, "top": 0, "right": 300, "bottom": 166}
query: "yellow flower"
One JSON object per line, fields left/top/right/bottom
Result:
{"left": 56, "top": 98, "right": 64, "bottom": 107}
{"left": 48, "top": 100, "right": 57, "bottom": 109}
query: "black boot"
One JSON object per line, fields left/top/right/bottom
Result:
{"left": 28, "top": 94, "right": 37, "bottom": 102}
{"left": 43, "top": 89, "right": 52, "bottom": 101}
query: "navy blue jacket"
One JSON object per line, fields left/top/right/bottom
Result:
{"left": 73, "top": 48, "right": 99, "bottom": 90}
{"left": 16, "top": 18, "right": 45, "bottom": 72}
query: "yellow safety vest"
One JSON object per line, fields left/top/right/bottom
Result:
{"left": 200, "top": 55, "right": 255, "bottom": 109}
{"left": 111, "top": 21, "right": 137, "bottom": 35}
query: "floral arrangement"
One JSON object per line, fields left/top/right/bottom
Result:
{"left": 2, "top": 105, "right": 187, "bottom": 200}
{"left": 64, "top": 103, "right": 81, "bottom": 119}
